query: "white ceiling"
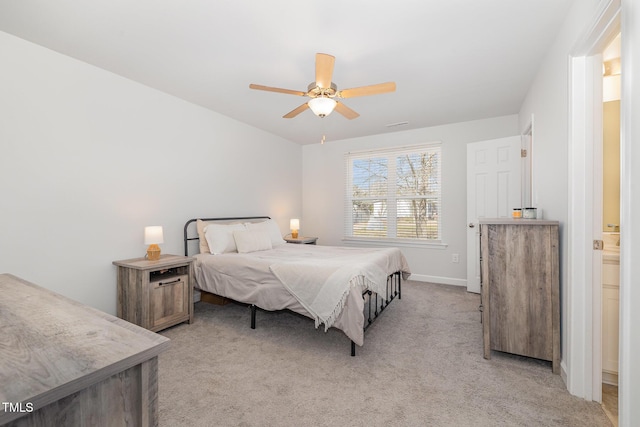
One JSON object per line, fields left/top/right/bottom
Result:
{"left": 0, "top": 0, "right": 574, "bottom": 145}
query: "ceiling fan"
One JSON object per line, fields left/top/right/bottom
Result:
{"left": 249, "top": 53, "right": 396, "bottom": 120}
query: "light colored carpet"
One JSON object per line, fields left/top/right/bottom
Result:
{"left": 158, "top": 281, "right": 611, "bottom": 427}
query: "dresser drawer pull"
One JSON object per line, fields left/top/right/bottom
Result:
{"left": 159, "top": 278, "right": 181, "bottom": 286}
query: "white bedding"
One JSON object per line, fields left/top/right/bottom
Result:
{"left": 193, "top": 244, "right": 410, "bottom": 346}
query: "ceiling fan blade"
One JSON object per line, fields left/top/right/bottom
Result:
{"left": 334, "top": 101, "right": 360, "bottom": 120}
{"left": 338, "top": 82, "right": 396, "bottom": 98}
{"left": 315, "top": 53, "right": 335, "bottom": 89}
{"left": 283, "top": 103, "right": 310, "bottom": 119}
{"left": 249, "top": 84, "right": 306, "bottom": 96}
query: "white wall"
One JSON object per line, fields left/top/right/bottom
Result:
{"left": 0, "top": 31, "right": 302, "bottom": 315}
{"left": 301, "top": 115, "right": 518, "bottom": 285}
{"left": 517, "top": 1, "right": 597, "bottom": 388}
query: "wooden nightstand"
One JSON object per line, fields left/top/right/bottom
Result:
{"left": 113, "top": 254, "right": 194, "bottom": 332}
{"left": 284, "top": 236, "right": 318, "bottom": 245}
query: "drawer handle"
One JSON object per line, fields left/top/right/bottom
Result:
{"left": 159, "top": 278, "right": 181, "bottom": 286}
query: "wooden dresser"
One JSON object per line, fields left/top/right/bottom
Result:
{"left": 0, "top": 274, "right": 170, "bottom": 426}
{"left": 479, "top": 219, "right": 560, "bottom": 373}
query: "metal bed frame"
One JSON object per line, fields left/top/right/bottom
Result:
{"left": 184, "top": 216, "right": 401, "bottom": 356}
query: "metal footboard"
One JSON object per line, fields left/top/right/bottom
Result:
{"left": 250, "top": 271, "right": 402, "bottom": 357}
{"left": 351, "top": 271, "right": 402, "bottom": 356}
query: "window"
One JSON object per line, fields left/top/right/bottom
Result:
{"left": 345, "top": 143, "right": 441, "bottom": 243}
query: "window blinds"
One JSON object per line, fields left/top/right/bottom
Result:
{"left": 344, "top": 143, "right": 442, "bottom": 242}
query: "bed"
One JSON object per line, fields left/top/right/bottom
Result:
{"left": 184, "top": 216, "right": 411, "bottom": 355}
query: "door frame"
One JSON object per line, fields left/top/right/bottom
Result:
{"left": 567, "top": 0, "right": 621, "bottom": 406}
{"left": 521, "top": 115, "right": 533, "bottom": 209}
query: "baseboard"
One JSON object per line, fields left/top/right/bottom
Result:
{"left": 602, "top": 370, "right": 618, "bottom": 386}
{"left": 408, "top": 274, "right": 467, "bottom": 287}
{"left": 561, "top": 360, "right": 568, "bottom": 388}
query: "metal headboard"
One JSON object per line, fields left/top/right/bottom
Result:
{"left": 183, "top": 216, "right": 271, "bottom": 256}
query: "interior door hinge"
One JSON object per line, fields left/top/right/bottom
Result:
{"left": 521, "top": 148, "right": 527, "bottom": 158}
{"left": 593, "top": 240, "right": 604, "bottom": 250}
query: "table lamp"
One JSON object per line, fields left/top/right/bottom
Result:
{"left": 289, "top": 218, "right": 300, "bottom": 239}
{"left": 290, "top": 219, "right": 300, "bottom": 239}
{"left": 144, "top": 226, "right": 164, "bottom": 260}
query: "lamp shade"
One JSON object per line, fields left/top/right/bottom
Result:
{"left": 144, "top": 226, "right": 164, "bottom": 245}
{"left": 308, "top": 97, "right": 337, "bottom": 117}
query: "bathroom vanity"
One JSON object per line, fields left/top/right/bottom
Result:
{"left": 602, "top": 233, "right": 620, "bottom": 385}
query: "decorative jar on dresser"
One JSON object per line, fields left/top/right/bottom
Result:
{"left": 113, "top": 254, "right": 194, "bottom": 332}
{"left": 479, "top": 219, "right": 560, "bottom": 373}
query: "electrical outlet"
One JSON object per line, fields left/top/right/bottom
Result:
{"left": 452, "top": 253, "right": 459, "bottom": 263}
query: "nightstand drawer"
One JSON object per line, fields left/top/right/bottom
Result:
{"left": 149, "top": 274, "right": 189, "bottom": 332}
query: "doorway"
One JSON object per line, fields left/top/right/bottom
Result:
{"left": 600, "top": 32, "right": 621, "bottom": 426}
{"left": 567, "top": 0, "right": 621, "bottom": 417}
{"left": 521, "top": 117, "right": 533, "bottom": 209}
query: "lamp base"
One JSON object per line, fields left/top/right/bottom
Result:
{"left": 147, "top": 244, "right": 161, "bottom": 261}
{"left": 291, "top": 231, "right": 299, "bottom": 239}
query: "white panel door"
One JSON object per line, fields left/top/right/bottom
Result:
{"left": 466, "top": 136, "right": 521, "bottom": 293}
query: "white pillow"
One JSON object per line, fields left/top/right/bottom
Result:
{"left": 196, "top": 219, "right": 218, "bottom": 254}
{"left": 233, "top": 230, "right": 273, "bottom": 253}
{"left": 245, "top": 219, "right": 286, "bottom": 247}
{"left": 204, "top": 223, "right": 246, "bottom": 254}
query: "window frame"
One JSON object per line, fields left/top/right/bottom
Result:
{"left": 344, "top": 142, "right": 444, "bottom": 248}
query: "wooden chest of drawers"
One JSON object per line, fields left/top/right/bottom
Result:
{"left": 480, "top": 219, "right": 560, "bottom": 373}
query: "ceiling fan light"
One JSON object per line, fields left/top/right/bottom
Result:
{"left": 308, "top": 96, "right": 337, "bottom": 117}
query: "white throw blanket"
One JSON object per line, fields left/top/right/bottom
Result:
{"left": 270, "top": 248, "right": 400, "bottom": 331}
